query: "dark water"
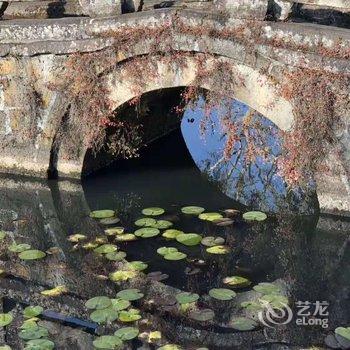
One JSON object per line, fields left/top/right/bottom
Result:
{"left": 0, "top": 129, "right": 349, "bottom": 349}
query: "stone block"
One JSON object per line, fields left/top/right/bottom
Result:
{"left": 78, "top": 0, "right": 122, "bottom": 17}
{"left": 213, "top": 0, "right": 269, "bottom": 19}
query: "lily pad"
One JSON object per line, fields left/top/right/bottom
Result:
{"left": 93, "top": 335, "right": 123, "bottom": 349}
{"left": 115, "top": 234, "right": 137, "bottom": 242}
{"left": 162, "top": 229, "right": 184, "bottom": 239}
{"left": 209, "top": 288, "right": 236, "bottom": 301}
{"left": 206, "top": 245, "right": 231, "bottom": 255}
{"left": 189, "top": 309, "right": 214, "bottom": 322}
{"left": 0, "top": 345, "right": 11, "bottom": 350}
{"left": 118, "top": 309, "right": 141, "bottom": 322}
{"left": 23, "top": 306, "right": 43, "bottom": 319}
{"left": 335, "top": 327, "right": 350, "bottom": 341}
{"left": 19, "top": 250, "right": 46, "bottom": 260}
{"left": 242, "top": 211, "right": 267, "bottom": 222}
{"left": 198, "top": 212, "right": 223, "bottom": 222}
{"left": 164, "top": 251, "right": 187, "bottom": 260}
{"left": 100, "top": 217, "right": 120, "bottom": 225}
{"left": 176, "top": 233, "right": 202, "bottom": 246}
{"left": 41, "top": 285, "right": 67, "bottom": 297}
{"left": 105, "top": 251, "right": 127, "bottom": 261}
{"left": 253, "top": 282, "right": 281, "bottom": 295}
{"left": 158, "top": 345, "right": 182, "bottom": 350}
{"left": 201, "top": 236, "right": 225, "bottom": 247}
{"left": 134, "top": 227, "right": 160, "bottom": 238}
{"left": 0, "top": 231, "right": 6, "bottom": 240}
{"left": 116, "top": 289, "right": 144, "bottom": 301}
{"left": 94, "top": 244, "right": 118, "bottom": 254}
{"left": 105, "top": 227, "right": 125, "bottom": 236}
{"left": 135, "top": 218, "right": 157, "bottom": 227}
{"left": 82, "top": 242, "right": 99, "bottom": 250}
{"left": 67, "top": 234, "right": 86, "bottom": 243}
{"left": 230, "top": 317, "right": 258, "bottom": 331}
{"left": 240, "top": 301, "right": 264, "bottom": 312}
{"left": 114, "top": 327, "right": 139, "bottom": 341}
{"left": 24, "top": 339, "right": 54, "bottom": 350}
{"left": 151, "top": 220, "right": 173, "bottom": 229}
{"left": 110, "top": 298, "right": 130, "bottom": 311}
{"left": 90, "top": 210, "right": 115, "bottom": 219}
{"left": 90, "top": 307, "right": 119, "bottom": 324}
{"left": 0, "top": 314, "right": 13, "bottom": 327}
{"left": 109, "top": 270, "right": 137, "bottom": 282}
{"left": 181, "top": 206, "right": 205, "bottom": 215}
{"left": 157, "top": 247, "right": 178, "bottom": 256}
{"left": 223, "top": 276, "right": 251, "bottom": 288}
{"left": 19, "top": 326, "right": 48, "bottom": 340}
{"left": 260, "top": 294, "right": 289, "bottom": 309}
{"left": 85, "top": 296, "right": 111, "bottom": 310}
{"left": 8, "top": 243, "right": 31, "bottom": 253}
{"left": 126, "top": 261, "right": 148, "bottom": 271}
{"left": 142, "top": 207, "right": 165, "bottom": 216}
{"left": 175, "top": 292, "right": 199, "bottom": 304}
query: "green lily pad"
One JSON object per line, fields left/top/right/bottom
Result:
{"left": 19, "top": 250, "right": 46, "bottom": 260}
{"left": 116, "top": 289, "right": 144, "bottom": 301}
{"left": 115, "top": 234, "right": 137, "bottom": 242}
{"left": 118, "top": 309, "right": 141, "bottom": 322}
{"left": 82, "top": 242, "right": 99, "bottom": 250}
{"left": 189, "top": 309, "right": 214, "bottom": 322}
{"left": 157, "top": 247, "right": 178, "bottom": 256}
{"left": 109, "top": 270, "right": 137, "bottom": 282}
{"left": 242, "top": 211, "right": 267, "bottom": 222}
{"left": 241, "top": 301, "right": 264, "bottom": 312}
{"left": 90, "top": 307, "right": 119, "bottom": 324}
{"left": 67, "top": 234, "right": 86, "bottom": 242}
{"left": 223, "top": 276, "right": 251, "bottom": 288}
{"left": 162, "top": 229, "right": 184, "bottom": 239}
{"left": 158, "top": 345, "right": 182, "bottom": 350}
{"left": 99, "top": 217, "right": 120, "bottom": 225}
{"left": 85, "top": 296, "right": 111, "bottom": 310}
{"left": 135, "top": 218, "right": 157, "bottom": 227}
{"left": 24, "top": 339, "right": 54, "bottom": 350}
{"left": 176, "top": 233, "right": 202, "bottom": 246}
{"left": 105, "top": 251, "right": 127, "bottom": 261}
{"left": 253, "top": 282, "right": 281, "bottom": 295}
{"left": 20, "top": 320, "right": 39, "bottom": 330}
{"left": 90, "top": 210, "right": 115, "bottom": 219}
{"left": 104, "top": 227, "right": 125, "bottom": 236}
{"left": 151, "top": 220, "right": 173, "bottom": 229}
{"left": 0, "top": 231, "right": 6, "bottom": 240}
{"left": 201, "top": 236, "right": 225, "bottom": 247}
{"left": 114, "top": 327, "right": 139, "bottom": 341}
{"left": 230, "top": 317, "right": 258, "bottom": 331}
{"left": 164, "top": 251, "right": 187, "bottom": 260}
{"left": 181, "top": 206, "right": 205, "bottom": 215}
{"left": 209, "top": 288, "right": 236, "bottom": 301}
{"left": 93, "top": 335, "right": 123, "bottom": 349}
{"left": 19, "top": 326, "right": 49, "bottom": 340}
{"left": 206, "top": 245, "right": 231, "bottom": 255}
{"left": 0, "top": 314, "right": 13, "bottom": 327}
{"left": 134, "top": 227, "right": 160, "bottom": 238}
{"left": 175, "top": 292, "right": 199, "bottom": 305}
{"left": 94, "top": 244, "right": 118, "bottom": 254}
{"left": 8, "top": 243, "right": 31, "bottom": 253}
{"left": 126, "top": 261, "right": 148, "bottom": 271}
{"left": 110, "top": 298, "right": 130, "bottom": 311}
{"left": 142, "top": 207, "right": 165, "bottom": 216}
{"left": 198, "top": 212, "right": 223, "bottom": 222}
{"left": 23, "top": 306, "right": 43, "bottom": 319}
{"left": 0, "top": 345, "right": 11, "bottom": 350}
{"left": 335, "top": 327, "right": 350, "bottom": 341}
{"left": 260, "top": 294, "right": 289, "bottom": 309}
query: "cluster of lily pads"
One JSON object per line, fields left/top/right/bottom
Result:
{"left": 0, "top": 231, "right": 46, "bottom": 261}
{"left": 0, "top": 305, "right": 54, "bottom": 350}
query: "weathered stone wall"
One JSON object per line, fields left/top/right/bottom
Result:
{"left": 0, "top": 8, "right": 349, "bottom": 215}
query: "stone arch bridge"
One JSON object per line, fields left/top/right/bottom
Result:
{"left": 0, "top": 0, "right": 349, "bottom": 215}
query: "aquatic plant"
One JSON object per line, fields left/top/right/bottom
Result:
{"left": 181, "top": 206, "right": 205, "bottom": 215}
{"left": 93, "top": 335, "right": 123, "bottom": 349}
{"left": 19, "top": 250, "right": 46, "bottom": 260}
{"left": 198, "top": 212, "right": 223, "bottom": 222}
{"left": 105, "top": 251, "right": 127, "bottom": 261}
{"left": 201, "top": 236, "right": 225, "bottom": 247}
{"left": 40, "top": 285, "right": 68, "bottom": 297}
{"left": 114, "top": 327, "right": 139, "bottom": 340}
{"left": 206, "top": 245, "right": 231, "bottom": 254}
{"left": 94, "top": 244, "right": 118, "bottom": 254}
{"left": 223, "top": 276, "right": 251, "bottom": 288}
{"left": 176, "top": 233, "right": 202, "bottom": 246}
{"left": 135, "top": 218, "right": 157, "bottom": 227}
{"left": 23, "top": 306, "right": 43, "bottom": 319}
{"left": 118, "top": 309, "right": 141, "bottom": 322}
{"left": 90, "top": 210, "right": 115, "bottom": 219}
{"left": 116, "top": 289, "right": 144, "bottom": 301}
{"left": 242, "top": 211, "right": 267, "bottom": 222}
{"left": 134, "top": 228, "right": 160, "bottom": 238}
{"left": 209, "top": 288, "right": 236, "bottom": 301}
{"left": 175, "top": 292, "right": 199, "bottom": 305}
{"left": 162, "top": 229, "right": 184, "bottom": 239}
{"left": 85, "top": 296, "right": 112, "bottom": 310}
{"left": 0, "top": 314, "right": 13, "bottom": 327}
{"left": 230, "top": 317, "right": 258, "bottom": 331}
{"left": 189, "top": 309, "right": 215, "bottom": 322}
{"left": 109, "top": 270, "right": 138, "bottom": 282}
{"left": 141, "top": 207, "right": 165, "bottom": 216}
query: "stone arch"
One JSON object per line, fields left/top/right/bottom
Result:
{"left": 55, "top": 53, "right": 294, "bottom": 178}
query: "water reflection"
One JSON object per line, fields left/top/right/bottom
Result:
{"left": 0, "top": 132, "right": 349, "bottom": 349}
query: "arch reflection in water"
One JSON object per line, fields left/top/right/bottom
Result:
{"left": 181, "top": 96, "right": 318, "bottom": 214}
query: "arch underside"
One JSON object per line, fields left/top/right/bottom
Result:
{"left": 55, "top": 52, "right": 294, "bottom": 177}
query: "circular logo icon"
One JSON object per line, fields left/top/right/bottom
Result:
{"left": 258, "top": 302, "right": 293, "bottom": 328}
